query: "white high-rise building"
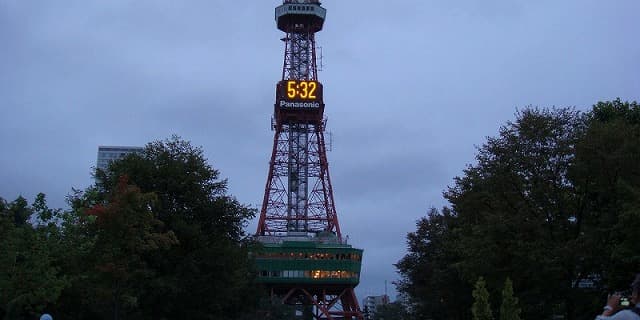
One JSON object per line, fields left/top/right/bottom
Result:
{"left": 362, "top": 295, "right": 389, "bottom": 320}
{"left": 96, "top": 146, "right": 143, "bottom": 172}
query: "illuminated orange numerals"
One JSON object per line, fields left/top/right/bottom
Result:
{"left": 299, "top": 81, "right": 308, "bottom": 98}
{"left": 308, "top": 82, "right": 316, "bottom": 99}
{"left": 284, "top": 80, "right": 318, "bottom": 100}
{"left": 287, "top": 81, "right": 296, "bottom": 98}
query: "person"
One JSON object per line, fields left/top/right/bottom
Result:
{"left": 596, "top": 274, "right": 640, "bottom": 320}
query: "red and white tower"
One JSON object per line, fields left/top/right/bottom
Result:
{"left": 257, "top": 0, "right": 340, "bottom": 239}
{"left": 255, "top": 1, "right": 364, "bottom": 319}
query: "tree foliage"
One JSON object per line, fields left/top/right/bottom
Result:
{"left": 88, "top": 136, "right": 258, "bottom": 319}
{"left": 397, "top": 100, "right": 640, "bottom": 320}
{"left": 472, "top": 277, "right": 493, "bottom": 320}
{"left": 1, "top": 136, "right": 260, "bottom": 319}
{"left": 82, "top": 177, "right": 178, "bottom": 319}
{"left": 0, "top": 195, "right": 69, "bottom": 319}
{"left": 499, "top": 278, "right": 521, "bottom": 320}
{"left": 373, "top": 301, "right": 409, "bottom": 320}
{"left": 575, "top": 99, "right": 640, "bottom": 289}
{"left": 395, "top": 208, "right": 471, "bottom": 319}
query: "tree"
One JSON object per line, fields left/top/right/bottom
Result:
{"left": 1, "top": 136, "right": 262, "bottom": 318}
{"left": 472, "top": 277, "right": 493, "bottom": 320}
{"left": 0, "top": 195, "right": 69, "bottom": 320}
{"left": 398, "top": 102, "right": 640, "bottom": 320}
{"left": 90, "top": 136, "right": 257, "bottom": 319}
{"left": 395, "top": 207, "right": 471, "bottom": 320}
{"left": 443, "top": 107, "right": 590, "bottom": 319}
{"left": 573, "top": 99, "right": 640, "bottom": 290}
{"left": 499, "top": 278, "right": 521, "bottom": 320}
{"left": 83, "top": 177, "right": 178, "bottom": 319}
{"left": 373, "top": 301, "right": 409, "bottom": 320}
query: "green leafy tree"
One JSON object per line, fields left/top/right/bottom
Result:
{"left": 81, "top": 177, "right": 178, "bottom": 319}
{"left": 91, "top": 136, "right": 257, "bottom": 319}
{"left": 0, "top": 195, "right": 69, "bottom": 320}
{"left": 472, "top": 277, "right": 493, "bottom": 320}
{"left": 443, "top": 107, "right": 590, "bottom": 319}
{"left": 573, "top": 99, "right": 640, "bottom": 290}
{"left": 236, "top": 297, "right": 296, "bottom": 320}
{"left": 373, "top": 301, "right": 409, "bottom": 320}
{"left": 395, "top": 207, "right": 471, "bottom": 320}
{"left": 499, "top": 278, "right": 521, "bottom": 320}
{"left": 45, "top": 188, "right": 105, "bottom": 319}
{"left": 398, "top": 102, "right": 640, "bottom": 320}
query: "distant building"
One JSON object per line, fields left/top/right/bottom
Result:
{"left": 362, "top": 295, "right": 389, "bottom": 320}
{"left": 96, "top": 146, "right": 143, "bottom": 172}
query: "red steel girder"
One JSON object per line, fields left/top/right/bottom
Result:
{"left": 275, "top": 286, "right": 364, "bottom": 320}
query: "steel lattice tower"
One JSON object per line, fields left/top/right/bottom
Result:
{"left": 254, "top": 1, "right": 364, "bottom": 319}
{"left": 257, "top": 1, "right": 339, "bottom": 239}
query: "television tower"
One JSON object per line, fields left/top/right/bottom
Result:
{"left": 255, "top": 1, "right": 364, "bottom": 319}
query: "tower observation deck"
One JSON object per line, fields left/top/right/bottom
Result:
{"left": 255, "top": 1, "right": 364, "bottom": 319}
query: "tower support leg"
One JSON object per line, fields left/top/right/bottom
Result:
{"left": 274, "top": 286, "right": 364, "bottom": 320}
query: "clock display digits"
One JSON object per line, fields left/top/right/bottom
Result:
{"left": 308, "top": 82, "right": 316, "bottom": 99}
{"left": 278, "top": 80, "right": 322, "bottom": 106}
{"left": 287, "top": 81, "right": 296, "bottom": 99}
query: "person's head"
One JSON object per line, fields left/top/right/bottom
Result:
{"left": 630, "top": 274, "right": 640, "bottom": 304}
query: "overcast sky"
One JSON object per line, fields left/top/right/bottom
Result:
{"left": 1, "top": 0, "right": 639, "bottom": 300}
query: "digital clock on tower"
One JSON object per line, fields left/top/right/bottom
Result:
{"left": 277, "top": 80, "right": 323, "bottom": 102}
{"left": 286, "top": 80, "right": 318, "bottom": 99}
